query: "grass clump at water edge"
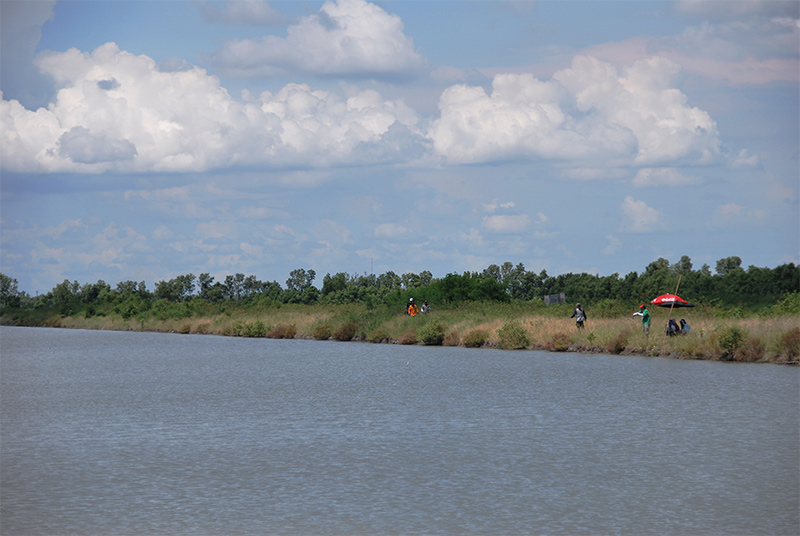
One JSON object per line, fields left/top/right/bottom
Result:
{"left": 418, "top": 321, "right": 446, "bottom": 346}
{"left": 463, "top": 329, "right": 489, "bottom": 348}
{"left": 333, "top": 322, "right": 358, "bottom": 341}
{"left": 497, "top": 321, "right": 529, "bottom": 349}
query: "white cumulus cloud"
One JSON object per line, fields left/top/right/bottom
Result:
{"left": 209, "top": 0, "right": 426, "bottom": 78}
{"left": 58, "top": 126, "right": 137, "bottom": 164}
{"left": 240, "top": 241, "right": 264, "bottom": 256}
{"left": 429, "top": 55, "right": 721, "bottom": 166}
{"left": 713, "top": 203, "right": 768, "bottom": 226}
{"left": 632, "top": 167, "right": 698, "bottom": 187}
{"left": 482, "top": 199, "right": 515, "bottom": 213}
{"left": 602, "top": 234, "right": 622, "bottom": 255}
{"left": 375, "top": 223, "right": 410, "bottom": 237}
{"left": 482, "top": 214, "right": 531, "bottom": 233}
{"left": 0, "top": 43, "right": 422, "bottom": 173}
{"left": 620, "top": 196, "right": 664, "bottom": 232}
{"left": 582, "top": 7, "right": 800, "bottom": 87}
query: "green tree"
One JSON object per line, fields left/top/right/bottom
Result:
{"left": 155, "top": 274, "right": 195, "bottom": 302}
{"left": 429, "top": 272, "right": 510, "bottom": 304}
{"left": 242, "top": 275, "right": 266, "bottom": 298}
{"left": 224, "top": 273, "right": 246, "bottom": 301}
{"left": 377, "top": 271, "right": 401, "bottom": 290}
{"left": 419, "top": 270, "right": 433, "bottom": 287}
{"left": 259, "top": 281, "right": 284, "bottom": 302}
{"left": 285, "top": 269, "right": 318, "bottom": 304}
{"left": 716, "top": 256, "right": 742, "bottom": 277}
{"left": 638, "top": 258, "right": 671, "bottom": 298}
{"left": 401, "top": 272, "right": 422, "bottom": 290}
{"left": 81, "top": 280, "right": 111, "bottom": 304}
{"left": 774, "top": 263, "right": 800, "bottom": 295}
{"left": 0, "top": 273, "right": 22, "bottom": 308}
{"left": 321, "top": 272, "right": 349, "bottom": 296}
{"left": 672, "top": 255, "right": 693, "bottom": 275}
{"left": 286, "top": 269, "right": 316, "bottom": 293}
{"left": 198, "top": 273, "right": 215, "bottom": 297}
{"left": 116, "top": 280, "right": 149, "bottom": 300}
{"left": 513, "top": 270, "right": 544, "bottom": 301}
{"left": 116, "top": 280, "right": 138, "bottom": 294}
{"left": 52, "top": 279, "right": 81, "bottom": 315}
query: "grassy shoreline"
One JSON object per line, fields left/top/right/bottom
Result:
{"left": 3, "top": 303, "right": 798, "bottom": 364}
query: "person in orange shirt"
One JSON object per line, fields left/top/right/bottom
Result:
{"left": 406, "top": 298, "right": 418, "bottom": 316}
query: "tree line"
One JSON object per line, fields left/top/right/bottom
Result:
{"left": 1, "top": 256, "right": 798, "bottom": 317}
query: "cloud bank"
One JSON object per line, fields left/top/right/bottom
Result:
{"left": 1, "top": 43, "right": 423, "bottom": 173}
{"left": 429, "top": 55, "right": 720, "bottom": 166}
{"left": 1, "top": 45, "right": 724, "bottom": 175}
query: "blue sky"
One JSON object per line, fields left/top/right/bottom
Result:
{"left": 1, "top": 0, "right": 798, "bottom": 294}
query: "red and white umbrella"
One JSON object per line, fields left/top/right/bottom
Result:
{"left": 651, "top": 294, "right": 694, "bottom": 308}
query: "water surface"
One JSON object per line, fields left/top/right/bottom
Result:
{"left": 2, "top": 326, "right": 798, "bottom": 535}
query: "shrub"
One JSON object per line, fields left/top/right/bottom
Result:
{"left": 367, "top": 327, "right": 390, "bottom": 343}
{"left": 767, "top": 292, "right": 800, "bottom": 316}
{"left": 548, "top": 332, "right": 572, "bottom": 352}
{"left": 463, "top": 329, "right": 489, "bottom": 348}
{"left": 778, "top": 327, "right": 800, "bottom": 360}
{"left": 443, "top": 330, "right": 460, "bottom": 346}
{"left": 268, "top": 323, "right": 295, "bottom": 339}
{"left": 194, "top": 322, "right": 210, "bottom": 334}
{"left": 313, "top": 323, "right": 332, "bottom": 340}
{"left": 231, "top": 320, "right": 245, "bottom": 336}
{"left": 738, "top": 336, "right": 765, "bottom": 362}
{"left": 398, "top": 329, "right": 417, "bottom": 345}
{"left": 688, "top": 332, "right": 724, "bottom": 361}
{"left": 245, "top": 320, "right": 268, "bottom": 337}
{"left": 119, "top": 302, "right": 138, "bottom": 320}
{"left": 229, "top": 320, "right": 267, "bottom": 337}
{"left": 179, "top": 323, "right": 192, "bottom": 334}
{"left": 497, "top": 321, "right": 529, "bottom": 349}
{"left": 718, "top": 326, "right": 747, "bottom": 361}
{"left": 607, "top": 330, "right": 630, "bottom": 355}
{"left": 333, "top": 322, "right": 358, "bottom": 341}
{"left": 419, "top": 322, "right": 446, "bottom": 346}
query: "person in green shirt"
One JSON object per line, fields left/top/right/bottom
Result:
{"left": 633, "top": 304, "right": 651, "bottom": 335}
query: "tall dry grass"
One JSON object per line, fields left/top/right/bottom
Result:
{"left": 6, "top": 302, "right": 798, "bottom": 363}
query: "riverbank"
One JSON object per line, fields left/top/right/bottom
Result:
{"left": 3, "top": 303, "right": 798, "bottom": 364}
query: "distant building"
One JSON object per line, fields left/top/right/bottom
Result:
{"left": 544, "top": 293, "right": 566, "bottom": 306}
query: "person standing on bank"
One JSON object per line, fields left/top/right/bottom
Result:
{"left": 633, "top": 304, "right": 651, "bottom": 335}
{"left": 570, "top": 303, "right": 587, "bottom": 330}
{"left": 406, "top": 298, "right": 418, "bottom": 317}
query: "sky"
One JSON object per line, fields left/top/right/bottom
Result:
{"left": 1, "top": 0, "right": 798, "bottom": 295}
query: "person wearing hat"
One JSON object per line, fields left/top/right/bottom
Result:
{"left": 632, "top": 304, "right": 651, "bottom": 335}
{"left": 421, "top": 300, "right": 431, "bottom": 314}
{"left": 570, "top": 302, "right": 586, "bottom": 330}
{"left": 406, "top": 298, "right": 419, "bottom": 317}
